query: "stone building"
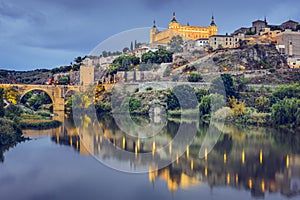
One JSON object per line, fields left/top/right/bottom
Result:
{"left": 150, "top": 12, "right": 217, "bottom": 44}
{"left": 209, "top": 35, "right": 240, "bottom": 50}
{"left": 280, "top": 20, "right": 299, "bottom": 31}
{"left": 275, "top": 29, "right": 300, "bottom": 56}
{"left": 80, "top": 65, "right": 95, "bottom": 86}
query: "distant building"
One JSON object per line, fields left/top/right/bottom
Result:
{"left": 150, "top": 12, "right": 217, "bottom": 44}
{"left": 280, "top": 20, "right": 299, "bottom": 31}
{"left": 252, "top": 19, "right": 268, "bottom": 34}
{"left": 195, "top": 38, "right": 209, "bottom": 47}
{"left": 80, "top": 65, "right": 95, "bottom": 86}
{"left": 83, "top": 56, "right": 119, "bottom": 68}
{"left": 209, "top": 35, "right": 240, "bottom": 50}
{"left": 275, "top": 29, "right": 300, "bottom": 56}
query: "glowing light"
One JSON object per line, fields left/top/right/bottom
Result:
{"left": 205, "top": 148, "right": 208, "bottom": 161}
{"left": 98, "top": 143, "right": 100, "bottom": 153}
{"left": 176, "top": 153, "right": 179, "bottom": 164}
{"left": 190, "top": 160, "right": 194, "bottom": 170}
{"left": 135, "top": 145, "right": 138, "bottom": 157}
{"left": 152, "top": 141, "right": 156, "bottom": 156}
{"left": 249, "top": 178, "right": 253, "bottom": 189}
{"left": 204, "top": 166, "right": 208, "bottom": 177}
{"left": 286, "top": 155, "right": 290, "bottom": 168}
{"left": 224, "top": 152, "right": 227, "bottom": 164}
{"left": 169, "top": 142, "right": 172, "bottom": 155}
{"left": 260, "top": 149, "right": 263, "bottom": 164}
{"left": 242, "top": 149, "right": 245, "bottom": 164}
{"left": 137, "top": 139, "right": 140, "bottom": 150}
{"left": 122, "top": 136, "right": 126, "bottom": 149}
{"left": 76, "top": 140, "right": 79, "bottom": 150}
{"left": 227, "top": 173, "right": 231, "bottom": 185}
{"left": 70, "top": 137, "right": 73, "bottom": 147}
{"left": 235, "top": 174, "right": 239, "bottom": 184}
{"left": 261, "top": 180, "right": 265, "bottom": 192}
{"left": 186, "top": 146, "right": 190, "bottom": 159}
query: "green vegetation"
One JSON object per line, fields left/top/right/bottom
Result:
{"left": 141, "top": 49, "right": 173, "bottom": 64}
{"left": 21, "top": 90, "right": 52, "bottom": 111}
{"left": 168, "top": 35, "right": 183, "bottom": 53}
{"left": 0, "top": 88, "right": 4, "bottom": 117}
{"left": 188, "top": 72, "right": 203, "bottom": 82}
{"left": 20, "top": 119, "right": 61, "bottom": 130}
{"left": 271, "top": 98, "right": 300, "bottom": 128}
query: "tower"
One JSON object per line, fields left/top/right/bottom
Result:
{"left": 209, "top": 15, "right": 218, "bottom": 36}
{"left": 169, "top": 12, "right": 179, "bottom": 29}
{"left": 150, "top": 20, "right": 158, "bottom": 44}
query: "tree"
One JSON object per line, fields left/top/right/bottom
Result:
{"left": 102, "top": 51, "right": 108, "bottom": 57}
{"left": 255, "top": 96, "right": 270, "bottom": 113}
{"left": 210, "top": 74, "right": 238, "bottom": 99}
{"left": 4, "top": 88, "right": 20, "bottom": 105}
{"left": 130, "top": 41, "right": 134, "bottom": 51}
{"left": 188, "top": 72, "right": 203, "bottom": 82}
{"left": 0, "top": 88, "right": 4, "bottom": 117}
{"left": 141, "top": 49, "right": 173, "bottom": 64}
{"left": 123, "top": 47, "right": 130, "bottom": 54}
{"left": 59, "top": 75, "right": 70, "bottom": 85}
{"left": 199, "top": 94, "right": 226, "bottom": 116}
{"left": 168, "top": 35, "right": 183, "bottom": 53}
{"left": 271, "top": 98, "right": 300, "bottom": 127}
{"left": 74, "top": 56, "right": 83, "bottom": 64}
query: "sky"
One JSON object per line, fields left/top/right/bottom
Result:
{"left": 0, "top": 0, "right": 299, "bottom": 71}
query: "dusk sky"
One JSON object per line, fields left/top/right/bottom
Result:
{"left": 0, "top": 0, "right": 299, "bottom": 71}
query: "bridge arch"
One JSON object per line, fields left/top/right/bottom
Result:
{"left": 20, "top": 88, "right": 54, "bottom": 105}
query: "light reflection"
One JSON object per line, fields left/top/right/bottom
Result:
{"left": 70, "top": 137, "right": 73, "bottom": 147}
{"left": 190, "top": 160, "right": 194, "bottom": 170}
{"left": 286, "top": 155, "right": 289, "bottom": 168}
{"left": 137, "top": 139, "right": 140, "bottom": 150}
{"left": 248, "top": 178, "right": 253, "bottom": 189}
{"left": 186, "top": 146, "right": 189, "bottom": 159}
{"left": 235, "top": 174, "right": 239, "bottom": 184}
{"left": 261, "top": 180, "right": 265, "bottom": 192}
{"left": 204, "top": 166, "right": 208, "bottom": 177}
{"left": 224, "top": 152, "right": 227, "bottom": 164}
{"left": 122, "top": 136, "right": 126, "bottom": 149}
{"left": 242, "top": 149, "right": 245, "bottom": 165}
{"left": 227, "top": 173, "right": 231, "bottom": 185}
{"left": 260, "top": 149, "right": 263, "bottom": 164}
{"left": 204, "top": 148, "right": 208, "bottom": 161}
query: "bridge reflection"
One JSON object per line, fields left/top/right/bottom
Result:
{"left": 23, "top": 116, "right": 300, "bottom": 198}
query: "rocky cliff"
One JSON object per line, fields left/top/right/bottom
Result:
{"left": 211, "top": 44, "right": 288, "bottom": 71}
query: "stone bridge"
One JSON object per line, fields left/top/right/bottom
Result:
{"left": 0, "top": 84, "right": 114, "bottom": 112}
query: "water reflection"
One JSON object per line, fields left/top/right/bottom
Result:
{"left": 23, "top": 115, "right": 300, "bottom": 198}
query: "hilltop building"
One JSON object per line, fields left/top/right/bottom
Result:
{"left": 150, "top": 12, "right": 218, "bottom": 44}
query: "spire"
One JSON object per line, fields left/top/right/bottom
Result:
{"left": 210, "top": 15, "right": 216, "bottom": 26}
{"left": 153, "top": 20, "right": 157, "bottom": 28}
{"left": 171, "top": 12, "right": 177, "bottom": 22}
{"left": 264, "top": 16, "right": 267, "bottom": 24}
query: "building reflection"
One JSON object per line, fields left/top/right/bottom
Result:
{"left": 25, "top": 115, "right": 300, "bottom": 198}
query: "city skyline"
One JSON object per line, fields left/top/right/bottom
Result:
{"left": 0, "top": 0, "right": 299, "bottom": 70}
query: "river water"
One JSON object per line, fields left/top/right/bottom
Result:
{"left": 0, "top": 115, "right": 300, "bottom": 200}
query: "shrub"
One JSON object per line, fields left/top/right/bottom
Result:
{"left": 271, "top": 98, "right": 300, "bottom": 127}
{"left": 188, "top": 72, "right": 203, "bottom": 82}
{"left": 0, "top": 118, "right": 23, "bottom": 146}
{"left": 268, "top": 68, "right": 276, "bottom": 73}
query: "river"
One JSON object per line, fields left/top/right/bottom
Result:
{"left": 0, "top": 115, "right": 299, "bottom": 200}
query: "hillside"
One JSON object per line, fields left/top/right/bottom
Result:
{"left": 0, "top": 69, "right": 51, "bottom": 84}
{"left": 173, "top": 44, "right": 288, "bottom": 74}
